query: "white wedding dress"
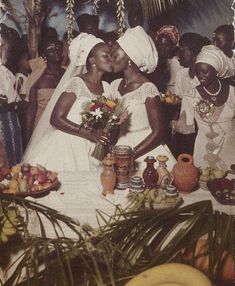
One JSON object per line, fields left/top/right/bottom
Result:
{"left": 23, "top": 77, "right": 109, "bottom": 172}
{"left": 110, "top": 79, "right": 177, "bottom": 171}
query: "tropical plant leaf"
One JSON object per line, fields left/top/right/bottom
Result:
{"left": 1, "top": 194, "right": 234, "bottom": 286}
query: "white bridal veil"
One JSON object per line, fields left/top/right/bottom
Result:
{"left": 23, "top": 33, "right": 104, "bottom": 162}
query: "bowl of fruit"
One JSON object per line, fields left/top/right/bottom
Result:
{"left": 198, "top": 167, "right": 226, "bottom": 190}
{"left": 206, "top": 165, "right": 235, "bottom": 205}
{"left": 161, "top": 90, "right": 181, "bottom": 105}
{"left": 127, "top": 187, "right": 183, "bottom": 211}
{"left": 0, "top": 163, "right": 60, "bottom": 198}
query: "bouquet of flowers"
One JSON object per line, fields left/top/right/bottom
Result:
{"left": 81, "top": 95, "right": 127, "bottom": 161}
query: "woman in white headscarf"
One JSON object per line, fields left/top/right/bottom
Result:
{"left": 111, "top": 26, "right": 176, "bottom": 171}
{"left": 180, "top": 45, "right": 235, "bottom": 170}
{"left": 23, "top": 33, "right": 112, "bottom": 172}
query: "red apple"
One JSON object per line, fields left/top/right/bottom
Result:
{"left": 219, "top": 178, "right": 232, "bottom": 191}
{"left": 0, "top": 167, "right": 11, "bottom": 178}
{"left": 21, "top": 163, "right": 31, "bottom": 174}
{"left": 29, "top": 166, "right": 39, "bottom": 176}
{"left": 27, "top": 173, "right": 35, "bottom": 191}
{"left": 37, "top": 172, "right": 48, "bottom": 184}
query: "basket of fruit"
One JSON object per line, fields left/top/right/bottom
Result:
{"left": 0, "top": 163, "right": 60, "bottom": 198}
{"left": 161, "top": 90, "right": 181, "bottom": 105}
{"left": 127, "top": 187, "right": 183, "bottom": 211}
{"left": 207, "top": 165, "right": 235, "bottom": 205}
{"left": 198, "top": 167, "right": 226, "bottom": 191}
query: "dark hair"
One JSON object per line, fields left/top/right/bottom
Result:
{"left": 101, "top": 31, "right": 119, "bottom": 45}
{"left": 179, "top": 33, "right": 211, "bottom": 56}
{"left": 76, "top": 14, "right": 99, "bottom": 31}
{"left": 127, "top": 0, "right": 143, "bottom": 28}
{"left": 41, "top": 27, "right": 58, "bottom": 41}
{"left": 0, "top": 25, "right": 22, "bottom": 73}
{"left": 214, "top": 24, "right": 234, "bottom": 40}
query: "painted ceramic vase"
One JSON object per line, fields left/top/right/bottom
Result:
{"left": 172, "top": 153, "right": 199, "bottom": 194}
{"left": 156, "top": 155, "right": 171, "bottom": 188}
{"left": 143, "top": 156, "right": 158, "bottom": 189}
{"left": 111, "top": 145, "right": 133, "bottom": 189}
{"left": 100, "top": 153, "right": 116, "bottom": 195}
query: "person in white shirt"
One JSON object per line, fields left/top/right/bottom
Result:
{"left": 171, "top": 33, "right": 211, "bottom": 158}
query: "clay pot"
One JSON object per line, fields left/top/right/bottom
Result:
{"left": 172, "top": 153, "right": 199, "bottom": 193}
{"left": 100, "top": 153, "right": 116, "bottom": 196}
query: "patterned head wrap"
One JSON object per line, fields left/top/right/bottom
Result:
{"left": 196, "top": 45, "right": 232, "bottom": 78}
{"left": 69, "top": 33, "right": 104, "bottom": 67}
{"left": 117, "top": 26, "right": 158, "bottom": 73}
{"left": 155, "top": 25, "right": 180, "bottom": 46}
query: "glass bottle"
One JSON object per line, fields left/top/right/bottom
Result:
{"left": 142, "top": 156, "right": 158, "bottom": 189}
{"left": 156, "top": 155, "right": 171, "bottom": 188}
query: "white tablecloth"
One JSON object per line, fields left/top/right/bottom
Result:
{"left": 1, "top": 171, "right": 234, "bottom": 283}
{"left": 26, "top": 171, "right": 235, "bottom": 234}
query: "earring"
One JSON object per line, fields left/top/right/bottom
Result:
{"left": 128, "top": 60, "right": 132, "bottom": 67}
{"left": 92, "top": 63, "right": 96, "bottom": 67}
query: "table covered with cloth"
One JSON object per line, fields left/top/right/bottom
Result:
{"left": 26, "top": 171, "right": 235, "bottom": 234}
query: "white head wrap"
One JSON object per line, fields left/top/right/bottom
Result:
{"left": 23, "top": 33, "right": 104, "bottom": 162}
{"left": 69, "top": 33, "right": 104, "bottom": 67}
{"left": 117, "top": 26, "right": 158, "bottom": 73}
{"left": 196, "top": 45, "right": 231, "bottom": 78}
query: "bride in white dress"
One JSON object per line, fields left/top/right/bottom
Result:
{"left": 23, "top": 33, "right": 112, "bottom": 172}
{"left": 110, "top": 26, "right": 176, "bottom": 171}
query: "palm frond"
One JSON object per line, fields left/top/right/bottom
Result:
{"left": 139, "top": 0, "right": 184, "bottom": 18}
{"left": 1, "top": 194, "right": 234, "bottom": 286}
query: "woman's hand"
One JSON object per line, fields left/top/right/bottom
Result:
{"left": 117, "top": 108, "right": 129, "bottom": 125}
{"left": 93, "top": 129, "right": 110, "bottom": 146}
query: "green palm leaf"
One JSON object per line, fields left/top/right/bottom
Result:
{"left": 1, "top": 194, "right": 234, "bottom": 286}
{"left": 138, "top": 0, "right": 183, "bottom": 18}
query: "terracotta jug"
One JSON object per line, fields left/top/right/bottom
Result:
{"left": 172, "top": 153, "right": 199, "bottom": 194}
{"left": 100, "top": 153, "right": 116, "bottom": 196}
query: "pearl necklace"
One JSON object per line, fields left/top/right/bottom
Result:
{"left": 203, "top": 80, "right": 221, "bottom": 102}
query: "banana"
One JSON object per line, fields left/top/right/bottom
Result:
{"left": 2, "top": 226, "right": 17, "bottom": 236}
{"left": 1, "top": 231, "right": 8, "bottom": 243}
{"left": 125, "top": 263, "right": 212, "bottom": 286}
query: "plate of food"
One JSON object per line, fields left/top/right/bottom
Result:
{"left": 0, "top": 163, "right": 60, "bottom": 198}
{"left": 201, "top": 164, "right": 235, "bottom": 205}
{"left": 127, "top": 187, "right": 183, "bottom": 211}
{"left": 207, "top": 178, "right": 235, "bottom": 205}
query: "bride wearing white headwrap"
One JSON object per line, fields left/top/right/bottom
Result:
{"left": 23, "top": 33, "right": 112, "bottom": 171}
{"left": 110, "top": 26, "right": 177, "bottom": 171}
{"left": 180, "top": 45, "right": 235, "bottom": 170}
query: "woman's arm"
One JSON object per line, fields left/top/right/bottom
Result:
{"left": 25, "top": 85, "right": 38, "bottom": 144}
{"left": 133, "top": 96, "right": 167, "bottom": 159}
{"left": 50, "top": 92, "right": 109, "bottom": 144}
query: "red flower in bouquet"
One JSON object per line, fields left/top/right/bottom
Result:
{"left": 81, "top": 95, "right": 126, "bottom": 161}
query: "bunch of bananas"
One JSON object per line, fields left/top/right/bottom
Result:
{"left": 0, "top": 208, "right": 19, "bottom": 244}
{"left": 125, "top": 263, "right": 212, "bottom": 286}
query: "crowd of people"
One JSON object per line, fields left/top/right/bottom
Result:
{"left": 0, "top": 12, "right": 235, "bottom": 173}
